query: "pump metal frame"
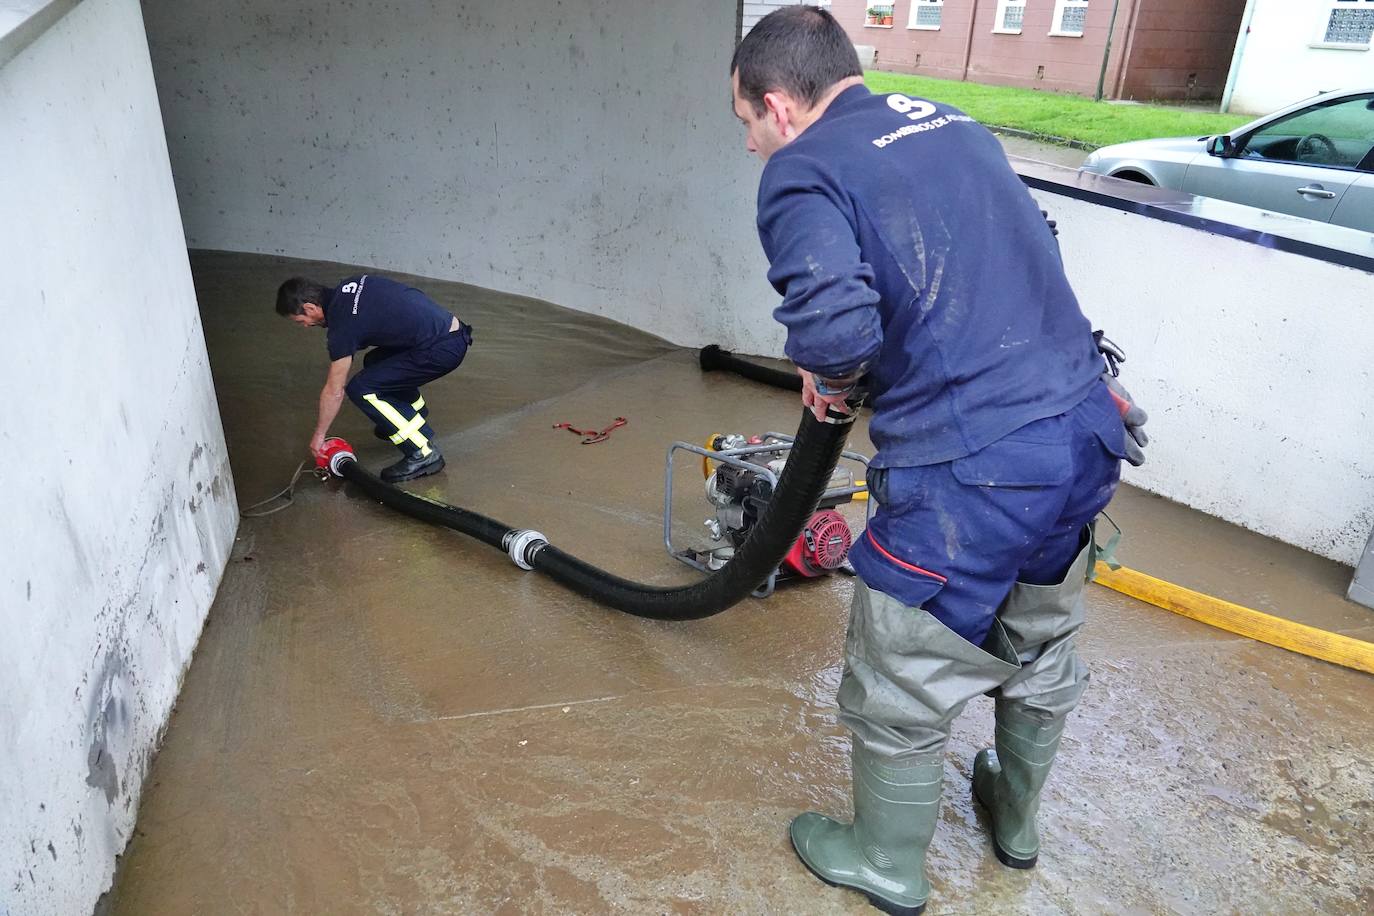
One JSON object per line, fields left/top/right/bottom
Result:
{"left": 663, "top": 432, "right": 873, "bottom": 598}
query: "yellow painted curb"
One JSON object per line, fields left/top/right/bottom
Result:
{"left": 1093, "top": 562, "right": 1374, "bottom": 676}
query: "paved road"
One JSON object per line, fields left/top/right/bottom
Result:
{"left": 996, "top": 132, "right": 1087, "bottom": 169}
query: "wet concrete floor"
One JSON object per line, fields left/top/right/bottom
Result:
{"left": 108, "top": 251, "right": 1374, "bottom": 914}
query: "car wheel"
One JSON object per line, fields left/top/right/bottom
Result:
{"left": 1110, "top": 170, "right": 1155, "bottom": 185}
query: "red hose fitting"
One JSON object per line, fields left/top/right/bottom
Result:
{"left": 316, "top": 437, "right": 356, "bottom": 477}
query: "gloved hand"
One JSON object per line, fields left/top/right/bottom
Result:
{"left": 1103, "top": 373, "right": 1148, "bottom": 466}
{"left": 1094, "top": 331, "right": 1148, "bottom": 467}
{"left": 1041, "top": 209, "right": 1058, "bottom": 237}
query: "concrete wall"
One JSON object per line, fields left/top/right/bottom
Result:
{"left": 142, "top": 0, "right": 785, "bottom": 359}
{"left": 1228, "top": 0, "right": 1374, "bottom": 115}
{"left": 1026, "top": 187, "right": 1374, "bottom": 566}
{"left": 0, "top": 0, "right": 237, "bottom": 912}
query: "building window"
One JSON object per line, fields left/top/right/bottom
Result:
{"left": 994, "top": 1, "right": 1026, "bottom": 34}
{"left": 1052, "top": 0, "right": 1089, "bottom": 36}
{"left": 865, "top": 4, "right": 895, "bottom": 27}
{"left": 1324, "top": 1, "right": 1374, "bottom": 45}
{"left": 909, "top": 0, "right": 943, "bottom": 30}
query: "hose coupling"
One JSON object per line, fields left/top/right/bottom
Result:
{"left": 823, "top": 404, "right": 861, "bottom": 426}
{"left": 505, "top": 529, "right": 548, "bottom": 570}
{"left": 316, "top": 437, "right": 357, "bottom": 477}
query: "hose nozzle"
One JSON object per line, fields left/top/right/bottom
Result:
{"left": 316, "top": 437, "right": 357, "bottom": 477}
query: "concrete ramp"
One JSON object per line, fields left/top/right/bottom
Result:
{"left": 107, "top": 253, "right": 1374, "bottom": 914}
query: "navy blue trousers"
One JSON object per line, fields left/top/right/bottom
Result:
{"left": 344, "top": 324, "right": 473, "bottom": 457}
{"left": 848, "top": 381, "right": 1126, "bottom": 647}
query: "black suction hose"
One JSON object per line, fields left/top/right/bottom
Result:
{"left": 338, "top": 466, "right": 516, "bottom": 552}
{"left": 699, "top": 344, "right": 802, "bottom": 392}
{"left": 334, "top": 398, "right": 855, "bottom": 621}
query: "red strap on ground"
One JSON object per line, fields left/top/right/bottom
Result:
{"left": 552, "top": 417, "right": 627, "bottom": 444}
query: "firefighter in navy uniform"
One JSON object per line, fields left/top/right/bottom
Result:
{"left": 730, "top": 8, "right": 1146, "bottom": 915}
{"left": 276, "top": 274, "right": 473, "bottom": 482}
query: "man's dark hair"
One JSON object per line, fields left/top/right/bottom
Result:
{"left": 275, "top": 277, "right": 329, "bottom": 317}
{"left": 730, "top": 6, "right": 861, "bottom": 115}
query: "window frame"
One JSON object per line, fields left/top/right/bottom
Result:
{"left": 1050, "top": 0, "right": 1089, "bottom": 37}
{"left": 864, "top": 3, "right": 896, "bottom": 29}
{"left": 993, "top": 0, "right": 1027, "bottom": 35}
{"left": 1313, "top": 0, "right": 1374, "bottom": 49}
{"left": 908, "top": 0, "right": 944, "bottom": 31}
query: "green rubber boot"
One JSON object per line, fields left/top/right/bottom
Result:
{"left": 790, "top": 745, "right": 941, "bottom": 915}
{"left": 971, "top": 702, "right": 1067, "bottom": 869}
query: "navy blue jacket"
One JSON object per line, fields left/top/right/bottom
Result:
{"left": 756, "top": 86, "right": 1101, "bottom": 468}
{"left": 324, "top": 275, "right": 454, "bottom": 361}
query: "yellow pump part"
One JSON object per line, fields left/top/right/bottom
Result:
{"left": 702, "top": 434, "right": 723, "bottom": 479}
{"left": 1093, "top": 562, "right": 1374, "bottom": 676}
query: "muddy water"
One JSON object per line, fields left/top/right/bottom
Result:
{"left": 108, "top": 252, "right": 1374, "bottom": 914}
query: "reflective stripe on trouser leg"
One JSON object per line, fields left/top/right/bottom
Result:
{"left": 837, "top": 579, "right": 1023, "bottom": 760}
{"left": 363, "top": 393, "right": 433, "bottom": 457}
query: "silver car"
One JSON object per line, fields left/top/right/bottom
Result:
{"left": 1080, "top": 88, "right": 1374, "bottom": 233}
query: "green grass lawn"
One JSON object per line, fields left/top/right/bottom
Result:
{"left": 864, "top": 71, "right": 1252, "bottom": 148}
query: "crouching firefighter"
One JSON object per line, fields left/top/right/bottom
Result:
{"left": 731, "top": 9, "right": 1147, "bottom": 914}
{"left": 276, "top": 274, "right": 474, "bottom": 482}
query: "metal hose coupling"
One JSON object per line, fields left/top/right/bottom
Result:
{"left": 823, "top": 390, "right": 867, "bottom": 426}
{"left": 504, "top": 529, "right": 549, "bottom": 570}
{"left": 823, "top": 403, "right": 860, "bottom": 426}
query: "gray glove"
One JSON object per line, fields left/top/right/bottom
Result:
{"left": 1094, "top": 332, "right": 1148, "bottom": 467}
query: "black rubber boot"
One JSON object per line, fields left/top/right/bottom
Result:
{"left": 380, "top": 449, "right": 445, "bottom": 483}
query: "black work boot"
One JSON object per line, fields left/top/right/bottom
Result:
{"left": 380, "top": 449, "right": 445, "bottom": 483}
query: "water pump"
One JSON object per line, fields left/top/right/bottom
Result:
{"left": 667, "top": 432, "right": 870, "bottom": 596}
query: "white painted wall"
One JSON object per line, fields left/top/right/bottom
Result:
{"left": 1228, "top": 0, "right": 1374, "bottom": 114}
{"left": 0, "top": 0, "right": 236, "bottom": 912}
{"left": 1034, "top": 188, "right": 1374, "bottom": 567}
{"left": 143, "top": 0, "right": 785, "bottom": 358}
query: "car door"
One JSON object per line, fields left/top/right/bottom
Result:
{"left": 1183, "top": 93, "right": 1374, "bottom": 223}
{"left": 1331, "top": 171, "right": 1374, "bottom": 233}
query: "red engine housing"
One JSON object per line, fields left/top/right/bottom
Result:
{"left": 782, "top": 509, "right": 853, "bottom": 578}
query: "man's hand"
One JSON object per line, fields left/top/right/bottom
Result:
{"left": 310, "top": 432, "right": 327, "bottom": 458}
{"left": 1041, "top": 209, "right": 1059, "bottom": 238}
{"left": 799, "top": 368, "right": 854, "bottom": 422}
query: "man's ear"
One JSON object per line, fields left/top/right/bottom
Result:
{"left": 762, "top": 90, "right": 792, "bottom": 135}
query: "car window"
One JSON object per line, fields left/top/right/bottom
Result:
{"left": 1240, "top": 95, "right": 1374, "bottom": 170}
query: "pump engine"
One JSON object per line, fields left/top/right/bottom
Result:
{"left": 695, "top": 433, "right": 858, "bottom": 580}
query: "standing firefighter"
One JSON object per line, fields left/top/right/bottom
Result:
{"left": 730, "top": 8, "right": 1145, "bottom": 914}
{"left": 276, "top": 274, "right": 473, "bottom": 482}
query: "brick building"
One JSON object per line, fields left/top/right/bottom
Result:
{"left": 832, "top": 0, "right": 1247, "bottom": 101}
